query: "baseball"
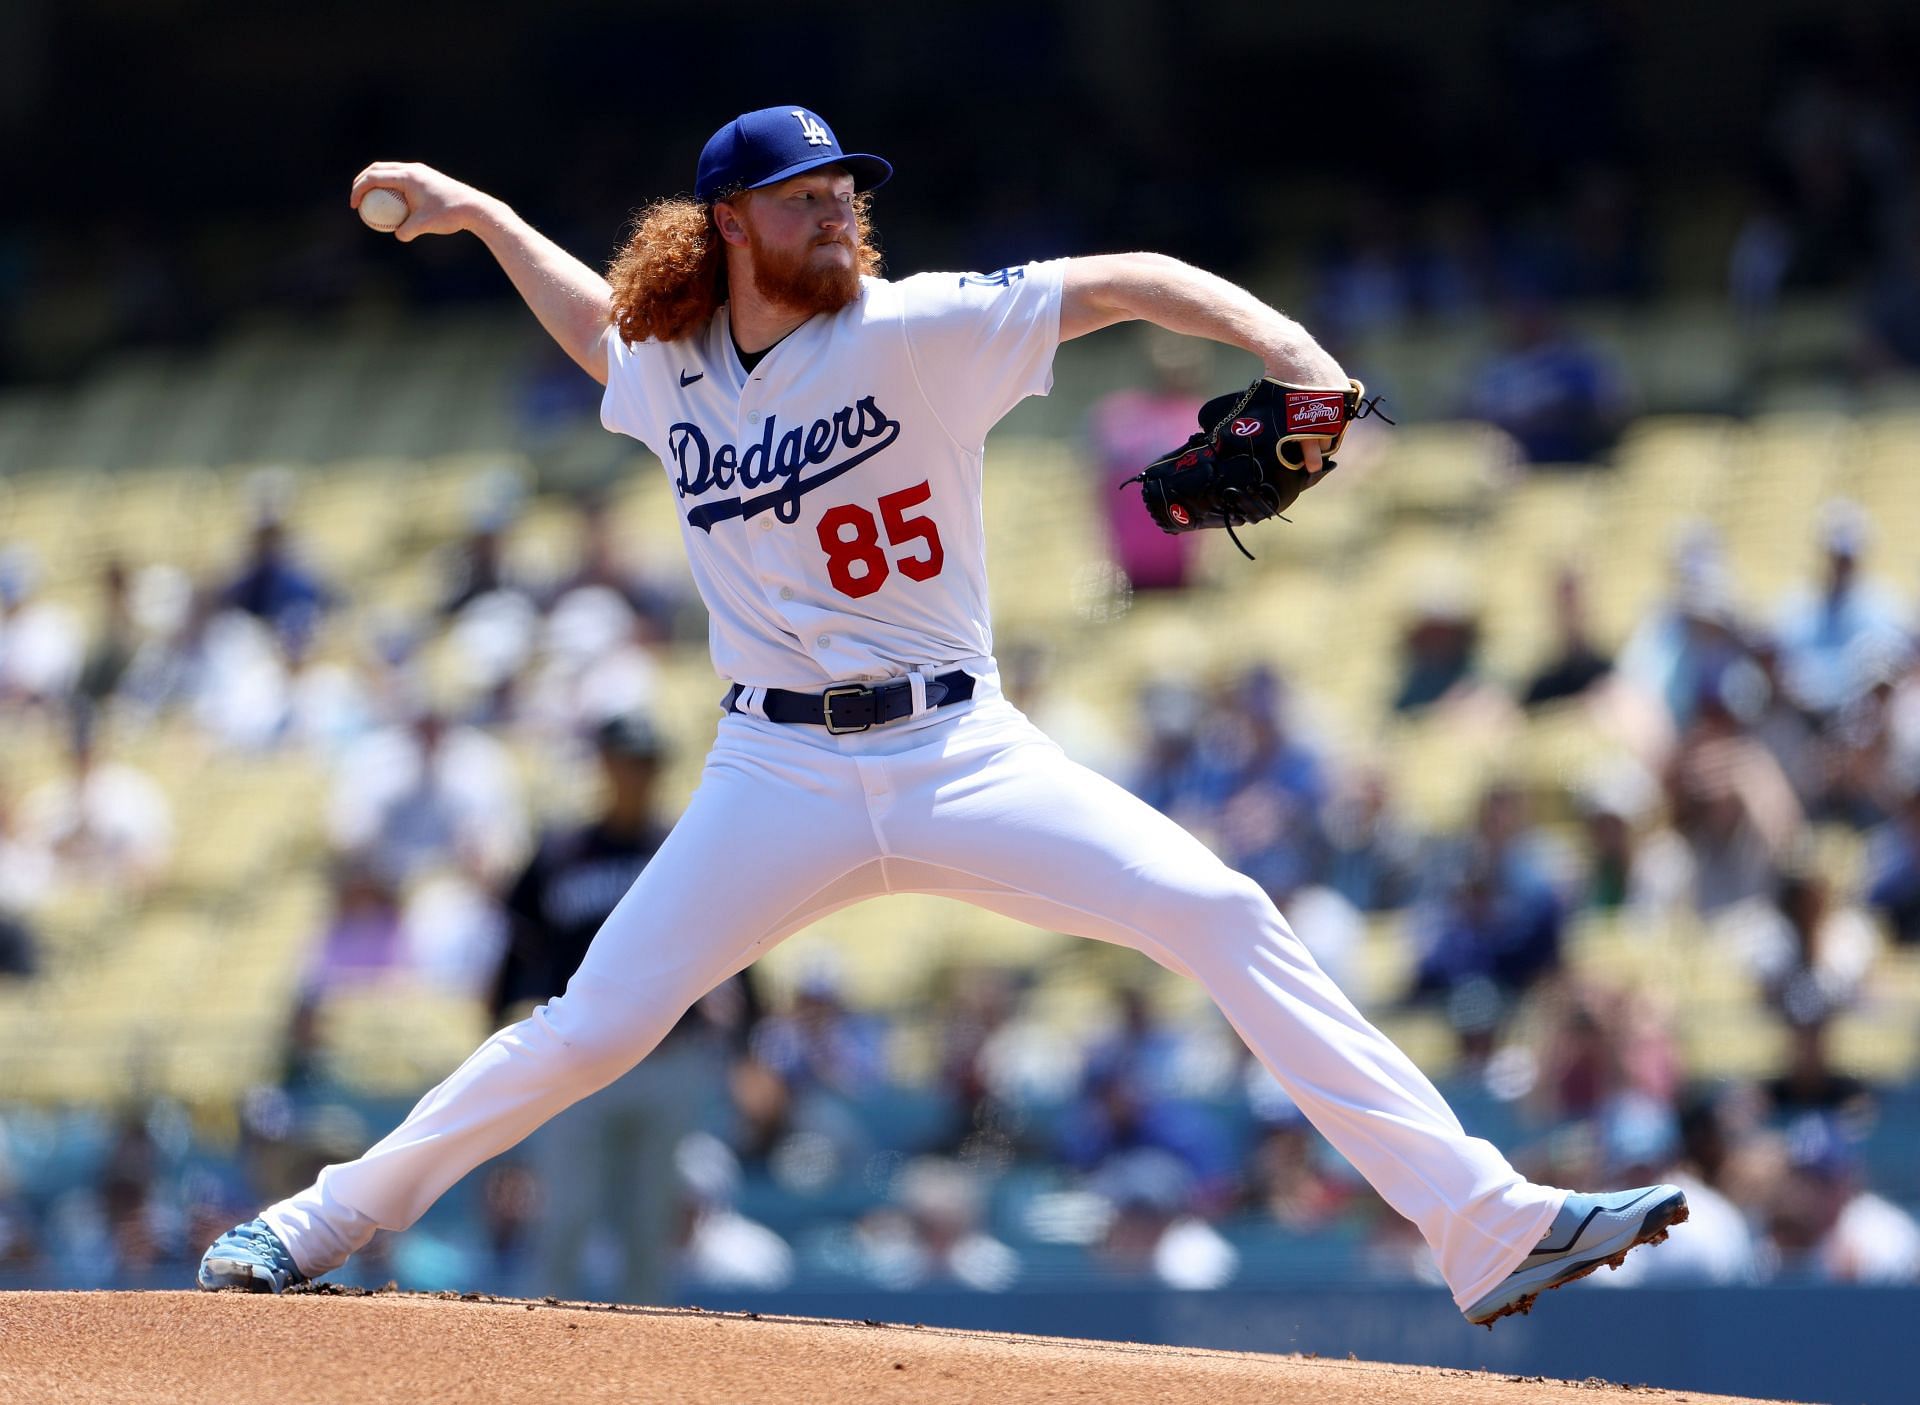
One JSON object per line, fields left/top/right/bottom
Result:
{"left": 359, "top": 187, "right": 410, "bottom": 233}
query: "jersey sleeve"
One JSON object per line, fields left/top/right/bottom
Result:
{"left": 896, "top": 259, "right": 1067, "bottom": 448}
{"left": 600, "top": 330, "right": 666, "bottom": 455}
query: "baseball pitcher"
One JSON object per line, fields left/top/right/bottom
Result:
{"left": 200, "top": 107, "right": 1685, "bottom": 1327}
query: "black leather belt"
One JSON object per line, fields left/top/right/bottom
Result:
{"left": 723, "top": 670, "right": 976, "bottom": 734}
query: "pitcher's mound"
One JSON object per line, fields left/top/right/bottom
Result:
{"left": 0, "top": 1290, "right": 1795, "bottom": 1404}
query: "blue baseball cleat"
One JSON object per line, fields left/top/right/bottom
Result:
{"left": 1464, "top": 1185, "right": 1689, "bottom": 1327}
{"left": 197, "top": 1218, "right": 310, "bottom": 1293}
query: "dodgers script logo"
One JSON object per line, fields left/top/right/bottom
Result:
{"left": 668, "top": 397, "right": 902, "bottom": 531}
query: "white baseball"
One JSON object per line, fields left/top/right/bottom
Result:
{"left": 359, "top": 187, "right": 410, "bottom": 233}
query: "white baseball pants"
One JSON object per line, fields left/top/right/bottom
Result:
{"left": 264, "top": 686, "right": 1563, "bottom": 1310}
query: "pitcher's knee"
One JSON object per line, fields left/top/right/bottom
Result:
{"left": 1166, "top": 872, "right": 1296, "bottom": 960}
{"left": 531, "top": 984, "right": 665, "bottom": 1083}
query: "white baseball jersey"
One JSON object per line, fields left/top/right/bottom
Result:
{"left": 600, "top": 261, "right": 1066, "bottom": 690}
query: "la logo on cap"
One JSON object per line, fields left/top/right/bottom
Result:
{"left": 793, "top": 110, "right": 831, "bottom": 146}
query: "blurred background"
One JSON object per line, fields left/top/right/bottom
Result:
{"left": 4, "top": 0, "right": 1920, "bottom": 1399}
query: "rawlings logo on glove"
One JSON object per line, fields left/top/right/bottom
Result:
{"left": 1122, "top": 376, "right": 1391, "bottom": 560}
{"left": 1285, "top": 393, "right": 1347, "bottom": 431}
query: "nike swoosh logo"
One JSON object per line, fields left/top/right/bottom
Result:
{"left": 679, "top": 370, "right": 703, "bottom": 387}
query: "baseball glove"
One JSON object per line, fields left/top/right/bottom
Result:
{"left": 1123, "top": 378, "right": 1391, "bottom": 559}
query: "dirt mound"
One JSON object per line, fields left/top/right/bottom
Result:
{"left": 0, "top": 1290, "right": 1793, "bottom": 1405}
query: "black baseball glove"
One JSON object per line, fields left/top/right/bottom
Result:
{"left": 1123, "top": 378, "right": 1391, "bottom": 559}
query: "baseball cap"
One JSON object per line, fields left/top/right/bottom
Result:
{"left": 695, "top": 106, "right": 892, "bottom": 203}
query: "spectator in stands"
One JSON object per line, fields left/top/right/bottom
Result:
{"left": 1729, "top": 189, "right": 1797, "bottom": 320}
{"left": 1568, "top": 765, "right": 1693, "bottom": 917}
{"left": 109, "top": 565, "right": 200, "bottom": 720}
{"left": 1617, "top": 523, "right": 1748, "bottom": 731}
{"left": 217, "top": 513, "right": 332, "bottom": 638}
{"left": 1766, "top": 1113, "right": 1920, "bottom": 1284}
{"left": 100, "top": 1112, "right": 171, "bottom": 1281}
{"left": 849, "top": 1156, "right": 1020, "bottom": 1291}
{"left": 1408, "top": 784, "right": 1565, "bottom": 1006}
{"left": 1056, "top": 989, "right": 1237, "bottom": 1214}
{"left": 1128, "top": 680, "right": 1210, "bottom": 831}
{"left": 1209, "top": 671, "right": 1328, "bottom": 900}
{"left": 0, "top": 780, "right": 52, "bottom": 918}
{"left": 1858, "top": 207, "right": 1920, "bottom": 374}
{"left": 1316, "top": 766, "right": 1421, "bottom": 913}
{"left": 544, "top": 491, "right": 686, "bottom": 644}
{"left": 1309, "top": 192, "right": 1418, "bottom": 341}
{"left": 674, "top": 1132, "right": 794, "bottom": 1291}
{"left": 1534, "top": 982, "right": 1681, "bottom": 1126}
{"left": 1212, "top": 667, "right": 1328, "bottom": 815}
{"left": 1463, "top": 298, "right": 1631, "bottom": 465}
{"left": 0, "top": 910, "right": 36, "bottom": 979}
{"left": 1560, "top": 167, "right": 1655, "bottom": 301}
{"left": 298, "top": 853, "right": 409, "bottom": 997}
{"left": 328, "top": 705, "right": 527, "bottom": 887}
{"left": 1817, "top": 647, "right": 1912, "bottom": 830}
{"left": 76, "top": 560, "right": 137, "bottom": 707}
{"left": 932, "top": 963, "right": 1025, "bottom": 1152}
{"left": 1762, "top": 1014, "right": 1874, "bottom": 1126}
{"left": 274, "top": 615, "right": 374, "bottom": 758}
{"left": 490, "top": 713, "right": 746, "bottom": 1305}
{"left": 186, "top": 608, "right": 302, "bottom": 752}
{"left": 1865, "top": 783, "right": 1920, "bottom": 943}
{"left": 1733, "top": 867, "right": 1880, "bottom": 1029}
{"left": 16, "top": 708, "right": 172, "bottom": 896}
{"left": 1773, "top": 501, "right": 1909, "bottom": 719}
{"left": 1758, "top": 57, "right": 1887, "bottom": 294}
{"left": 1243, "top": 1102, "right": 1356, "bottom": 1234}
{"left": 1522, "top": 566, "right": 1613, "bottom": 708}
{"left": 1390, "top": 590, "right": 1490, "bottom": 715}
{"left": 1742, "top": 630, "right": 1824, "bottom": 809}
{"left": 744, "top": 958, "right": 888, "bottom": 1175}
{"left": 439, "top": 512, "right": 519, "bottom": 619}
{"left": 0, "top": 545, "right": 84, "bottom": 711}
{"left": 521, "top": 586, "right": 660, "bottom": 738}
{"left": 1086, "top": 330, "right": 1209, "bottom": 593}
{"left": 1663, "top": 674, "right": 1803, "bottom": 914}
{"left": 931, "top": 962, "right": 1085, "bottom": 1147}
{"left": 438, "top": 469, "right": 531, "bottom": 619}
{"left": 1088, "top": 1147, "right": 1239, "bottom": 1290}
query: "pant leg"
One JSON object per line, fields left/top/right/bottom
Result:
{"left": 263, "top": 724, "right": 885, "bottom": 1278}
{"left": 870, "top": 701, "right": 1563, "bottom": 1310}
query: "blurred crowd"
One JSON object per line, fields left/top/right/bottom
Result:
{"left": 6, "top": 5, "right": 1920, "bottom": 1305}
{"left": 4, "top": 435, "right": 1920, "bottom": 1300}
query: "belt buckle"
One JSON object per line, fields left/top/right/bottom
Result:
{"left": 821, "top": 684, "right": 874, "bottom": 734}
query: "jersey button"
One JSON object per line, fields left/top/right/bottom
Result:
{"left": 818, "top": 635, "right": 833, "bottom": 648}
{"left": 779, "top": 587, "right": 795, "bottom": 601}
{"left": 758, "top": 518, "right": 773, "bottom": 532}
{"left": 747, "top": 411, "right": 762, "bottom": 424}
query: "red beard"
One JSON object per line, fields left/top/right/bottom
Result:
{"left": 745, "top": 226, "right": 863, "bottom": 316}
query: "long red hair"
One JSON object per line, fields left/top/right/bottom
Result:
{"left": 606, "top": 192, "right": 883, "bottom": 345}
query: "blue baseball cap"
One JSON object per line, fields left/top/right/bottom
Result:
{"left": 695, "top": 106, "right": 892, "bottom": 204}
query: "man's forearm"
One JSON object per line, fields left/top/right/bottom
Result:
{"left": 465, "top": 196, "right": 614, "bottom": 384}
{"left": 1061, "top": 252, "right": 1344, "bottom": 385}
